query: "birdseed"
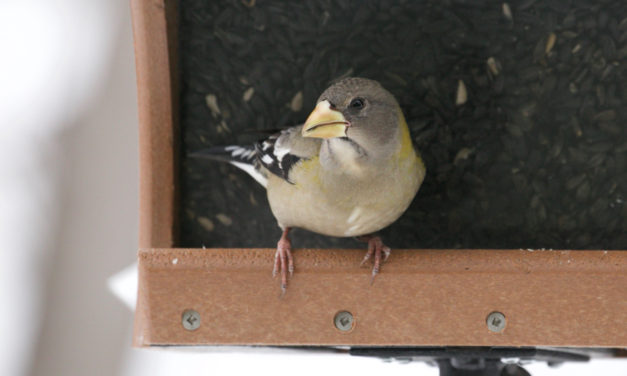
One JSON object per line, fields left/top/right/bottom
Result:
{"left": 179, "top": 0, "right": 627, "bottom": 250}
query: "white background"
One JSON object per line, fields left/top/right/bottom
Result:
{"left": 0, "top": 1, "right": 625, "bottom": 375}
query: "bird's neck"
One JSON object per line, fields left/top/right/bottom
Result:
{"left": 320, "top": 138, "right": 366, "bottom": 176}
{"left": 319, "top": 110, "right": 415, "bottom": 177}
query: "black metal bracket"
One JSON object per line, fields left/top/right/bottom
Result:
{"left": 350, "top": 347, "right": 590, "bottom": 376}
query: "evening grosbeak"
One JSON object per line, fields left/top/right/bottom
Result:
{"left": 194, "top": 77, "right": 426, "bottom": 292}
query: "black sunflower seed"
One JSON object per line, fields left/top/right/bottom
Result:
{"left": 178, "top": 0, "right": 627, "bottom": 250}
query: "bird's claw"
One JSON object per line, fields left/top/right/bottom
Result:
{"left": 359, "top": 251, "right": 371, "bottom": 267}
{"left": 274, "top": 228, "right": 293, "bottom": 293}
{"left": 358, "top": 235, "right": 391, "bottom": 284}
{"left": 382, "top": 246, "right": 391, "bottom": 261}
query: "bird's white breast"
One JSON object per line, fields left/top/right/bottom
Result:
{"left": 266, "top": 154, "right": 424, "bottom": 238}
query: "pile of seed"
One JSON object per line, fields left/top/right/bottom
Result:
{"left": 179, "top": 0, "right": 627, "bottom": 250}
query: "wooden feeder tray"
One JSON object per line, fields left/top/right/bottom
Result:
{"left": 131, "top": 0, "right": 627, "bottom": 359}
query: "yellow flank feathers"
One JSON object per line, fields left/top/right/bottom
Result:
{"left": 396, "top": 109, "right": 417, "bottom": 160}
{"left": 395, "top": 108, "right": 426, "bottom": 178}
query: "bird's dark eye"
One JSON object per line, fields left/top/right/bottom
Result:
{"left": 349, "top": 98, "right": 365, "bottom": 109}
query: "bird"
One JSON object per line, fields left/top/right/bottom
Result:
{"left": 192, "top": 77, "right": 426, "bottom": 293}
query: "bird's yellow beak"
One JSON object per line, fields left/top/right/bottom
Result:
{"left": 301, "top": 100, "right": 350, "bottom": 138}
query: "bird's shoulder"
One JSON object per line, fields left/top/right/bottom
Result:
{"left": 255, "top": 125, "right": 321, "bottom": 184}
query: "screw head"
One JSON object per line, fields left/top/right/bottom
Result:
{"left": 182, "top": 309, "right": 200, "bottom": 331}
{"left": 486, "top": 311, "right": 506, "bottom": 332}
{"left": 334, "top": 311, "right": 354, "bottom": 332}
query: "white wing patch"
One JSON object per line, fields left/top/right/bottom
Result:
{"left": 225, "top": 145, "right": 256, "bottom": 160}
{"left": 274, "top": 145, "right": 290, "bottom": 162}
{"left": 261, "top": 154, "right": 273, "bottom": 164}
{"left": 255, "top": 130, "right": 305, "bottom": 184}
{"left": 230, "top": 161, "right": 267, "bottom": 188}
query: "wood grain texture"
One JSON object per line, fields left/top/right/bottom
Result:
{"left": 134, "top": 248, "right": 627, "bottom": 347}
{"left": 132, "top": 0, "right": 178, "bottom": 249}
{"left": 131, "top": 0, "right": 179, "bottom": 346}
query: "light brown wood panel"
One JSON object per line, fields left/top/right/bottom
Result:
{"left": 131, "top": 0, "right": 178, "bottom": 250}
{"left": 134, "top": 248, "right": 626, "bottom": 347}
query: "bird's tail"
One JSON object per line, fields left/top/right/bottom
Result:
{"left": 188, "top": 145, "right": 267, "bottom": 187}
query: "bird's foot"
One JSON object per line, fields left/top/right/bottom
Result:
{"left": 272, "top": 227, "right": 293, "bottom": 294}
{"left": 357, "top": 234, "right": 391, "bottom": 284}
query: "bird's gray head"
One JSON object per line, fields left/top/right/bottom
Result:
{"left": 301, "top": 77, "right": 404, "bottom": 164}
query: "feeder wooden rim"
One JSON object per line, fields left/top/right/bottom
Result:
{"left": 130, "top": 0, "right": 627, "bottom": 350}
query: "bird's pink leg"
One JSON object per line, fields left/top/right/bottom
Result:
{"left": 272, "top": 227, "right": 293, "bottom": 293}
{"left": 357, "top": 234, "right": 391, "bottom": 283}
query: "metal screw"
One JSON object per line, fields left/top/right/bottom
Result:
{"left": 486, "top": 311, "right": 506, "bottom": 332}
{"left": 334, "top": 311, "right": 354, "bottom": 332}
{"left": 182, "top": 309, "right": 200, "bottom": 331}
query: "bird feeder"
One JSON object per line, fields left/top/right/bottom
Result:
{"left": 131, "top": 0, "right": 626, "bottom": 369}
